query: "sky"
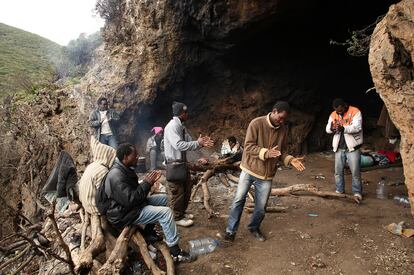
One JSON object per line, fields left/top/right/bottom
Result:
{"left": 0, "top": 0, "right": 104, "bottom": 45}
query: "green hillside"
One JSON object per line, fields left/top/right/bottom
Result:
{"left": 0, "top": 23, "right": 62, "bottom": 96}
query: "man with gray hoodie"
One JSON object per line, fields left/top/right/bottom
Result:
{"left": 164, "top": 101, "right": 213, "bottom": 227}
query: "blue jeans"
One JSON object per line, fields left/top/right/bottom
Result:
{"left": 133, "top": 194, "right": 179, "bottom": 247}
{"left": 335, "top": 149, "right": 362, "bottom": 195}
{"left": 99, "top": 134, "right": 118, "bottom": 149}
{"left": 226, "top": 171, "right": 272, "bottom": 233}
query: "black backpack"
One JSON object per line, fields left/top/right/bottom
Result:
{"left": 95, "top": 173, "right": 112, "bottom": 215}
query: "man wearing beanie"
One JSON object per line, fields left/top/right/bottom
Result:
{"left": 164, "top": 101, "right": 214, "bottom": 227}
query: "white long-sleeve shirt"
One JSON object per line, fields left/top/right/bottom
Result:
{"left": 164, "top": 117, "right": 200, "bottom": 162}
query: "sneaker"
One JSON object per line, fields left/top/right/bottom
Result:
{"left": 223, "top": 231, "right": 235, "bottom": 242}
{"left": 249, "top": 229, "right": 265, "bottom": 242}
{"left": 169, "top": 245, "right": 195, "bottom": 263}
{"left": 175, "top": 218, "right": 194, "bottom": 227}
{"left": 184, "top": 213, "right": 194, "bottom": 219}
{"left": 335, "top": 190, "right": 344, "bottom": 194}
{"left": 354, "top": 193, "right": 362, "bottom": 203}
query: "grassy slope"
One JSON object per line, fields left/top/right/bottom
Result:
{"left": 0, "top": 23, "right": 62, "bottom": 96}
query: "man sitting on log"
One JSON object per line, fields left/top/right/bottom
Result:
{"left": 97, "top": 143, "right": 193, "bottom": 263}
{"left": 220, "top": 136, "right": 243, "bottom": 164}
{"left": 224, "top": 101, "right": 306, "bottom": 242}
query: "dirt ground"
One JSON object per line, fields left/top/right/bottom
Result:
{"left": 175, "top": 152, "right": 414, "bottom": 275}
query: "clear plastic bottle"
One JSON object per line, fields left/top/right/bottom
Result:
{"left": 393, "top": 195, "right": 410, "bottom": 207}
{"left": 376, "top": 177, "right": 387, "bottom": 199}
{"left": 188, "top": 237, "right": 219, "bottom": 256}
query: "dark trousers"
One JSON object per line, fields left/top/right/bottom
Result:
{"left": 167, "top": 173, "right": 193, "bottom": 220}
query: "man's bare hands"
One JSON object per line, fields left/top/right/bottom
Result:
{"left": 198, "top": 134, "right": 214, "bottom": 148}
{"left": 266, "top": 146, "right": 281, "bottom": 159}
{"left": 291, "top": 157, "right": 305, "bottom": 172}
{"left": 144, "top": 170, "right": 161, "bottom": 185}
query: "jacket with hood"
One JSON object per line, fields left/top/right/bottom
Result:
{"left": 325, "top": 106, "right": 363, "bottom": 152}
{"left": 103, "top": 159, "right": 152, "bottom": 228}
{"left": 78, "top": 136, "right": 116, "bottom": 215}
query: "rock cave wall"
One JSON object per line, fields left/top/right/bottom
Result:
{"left": 369, "top": 0, "right": 414, "bottom": 215}
{"left": 82, "top": 0, "right": 398, "bottom": 156}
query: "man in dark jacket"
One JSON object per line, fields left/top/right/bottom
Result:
{"left": 102, "top": 143, "right": 192, "bottom": 262}
{"left": 88, "top": 97, "right": 120, "bottom": 149}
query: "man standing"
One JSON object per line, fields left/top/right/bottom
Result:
{"left": 326, "top": 98, "right": 363, "bottom": 202}
{"left": 164, "top": 101, "right": 213, "bottom": 227}
{"left": 99, "top": 143, "right": 193, "bottom": 263}
{"left": 89, "top": 97, "right": 120, "bottom": 149}
{"left": 224, "top": 101, "right": 305, "bottom": 242}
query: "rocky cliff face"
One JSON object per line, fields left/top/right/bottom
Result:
{"left": 369, "top": 0, "right": 414, "bottom": 214}
{"left": 84, "top": 0, "right": 393, "bottom": 155}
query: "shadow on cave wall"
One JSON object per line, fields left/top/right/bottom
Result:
{"left": 127, "top": 0, "right": 399, "bottom": 155}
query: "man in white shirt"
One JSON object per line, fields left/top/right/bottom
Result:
{"left": 164, "top": 101, "right": 213, "bottom": 227}
{"left": 89, "top": 97, "right": 120, "bottom": 149}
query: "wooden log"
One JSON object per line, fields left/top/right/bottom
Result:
{"left": 77, "top": 214, "right": 105, "bottom": 273}
{"left": 47, "top": 201, "right": 75, "bottom": 274}
{"left": 245, "top": 206, "right": 288, "bottom": 213}
{"left": 98, "top": 226, "right": 136, "bottom": 275}
{"left": 131, "top": 231, "right": 165, "bottom": 275}
{"left": 10, "top": 253, "right": 34, "bottom": 275}
{"left": 80, "top": 210, "right": 89, "bottom": 252}
{"left": 187, "top": 162, "right": 240, "bottom": 173}
{"left": 226, "top": 173, "right": 239, "bottom": 184}
{"left": 154, "top": 242, "right": 175, "bottom": 275}
{"left": 218, "top": 174, "right": 230, "bottom": 187}
{"left": 270, "top": 184, "right": 357, "bottom": 203}
{"left": 0, "top": 245, "right": 30, "bottom": 271}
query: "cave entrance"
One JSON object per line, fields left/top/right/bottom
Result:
{"left": 133, "top": 0, "right": 400, "bottom": 156}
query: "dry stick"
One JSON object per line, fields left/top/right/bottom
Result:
{"left": 47, "top": 201, "right": 76, "bottom": 274}
{"left": 0, "top": 244, "right": 30, "bottom": 271}
{"left": 226, "top": 173, "right": 239, "bottom": 184}
{"left": 0, "top": 233, "right": 18, "bottom": 244}
{"left": 154, "top": 242, "right": 175, "bottom": 275}
{"left": 99, "top": 226, "right": 137, "bottom": 275}
{"left": 270, "top": 184, "right": 356, "bottom": 202}
{"left": 200, "top": 169, "right": 215, "bottom": 217}
{"left": 190, "top": 181, "right": 203, "bottom": 202}
{"left": 245, "top": 206, "right": 288, "bottom": 213}
{"left": 131, "top": 230, "right": 165, "bottom": 275}
{"left": 77, "top": 214, "right": 105, "bottom": 273}
{"left": 218, "top": 173, "right": 230, "bottom": 187}
{"left": 10, "top": 253, "right": 35, "bottom": 275}
{"left": 1, "top": 240, "right": 26, "bottom": 252}
{"left": 247, "top": 190, "right": 255, "bottom": 203}
{"left": 80, "top": 210, "right": 90, "bottom": 251}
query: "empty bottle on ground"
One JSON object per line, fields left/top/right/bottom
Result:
{"left": 188, "top": 237, "right": 219, "bottom": 256}
{"left": 376, "top": 177, "right": 387, "bottom": 199}
{"left": 393, "top": 195, "right": 410, "bottom": 207}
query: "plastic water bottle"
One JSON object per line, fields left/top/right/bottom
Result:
{"left": 188, "top": 237, "right": 219, "bottom": 257}
{"left": 376, "top": 177, "right": 387, "bottom": 199}
{"left": 393, "top": 195, "right": 410, "bottom": 207}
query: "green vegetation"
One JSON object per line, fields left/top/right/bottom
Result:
{"left": 0, "top": 23, "right": 103, "bottom": 98}
{"left": 0, "top": 22, "right": 62, "bottom": 97}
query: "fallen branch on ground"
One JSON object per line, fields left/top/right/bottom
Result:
{"left": 271, "top": 184, "right": 358, "bottom": 203}
{"left": 131, "top": 230, "right": 166, "bottom": 275}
